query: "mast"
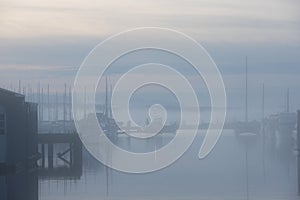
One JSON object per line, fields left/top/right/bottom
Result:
{"left": 48, "top": 84, "right": 50, "bottom": 121}
{"left": 105, "top": 77, "right": 108, "bottom": 118}
{"left": 287, "top": 88, "right": 290, "bottom": 113}
{"left": 245, "top": 56, "right": 248, "bottom": 123}
{"left": 69, "top": 86, "right": 72, "bottom": 120}
{"left": 55, "top": 91, "right": 58, "bottom": 121}
{"left": 109, "top": 84, "right": 113, "bottom": 118}
{"left": 38, "top": 82, "right": 41, "bottom": 121}
{"left": 63, "top": 83, "right": 67, "bottom": 122}
{"left": 41, "top": 87, "right": 44, "bottom": 121}
{"left": 262, "top": 83, "right": 265, "bottom": 120}
{"left": 18, "top": 80, "right": 21, "bottom": 94}
{"left": 84, "top": 86, "right": 87, "bottom": 119}
{"left": 63, "top": 83, "right": 67, "bottom": 132}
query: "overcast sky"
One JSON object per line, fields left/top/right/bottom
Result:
{"left": 0, "top": 0, "right": 300, "bottom": 118}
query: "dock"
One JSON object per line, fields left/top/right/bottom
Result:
{"left": 37, "top": 132, "right": 82, "bottom": 179}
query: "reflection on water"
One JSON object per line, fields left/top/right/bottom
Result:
{"left": 1, "top": 129, "right": 299, "bottom": 200}
{"left": 0, "top": 170, "right": 38, "bottom": 200}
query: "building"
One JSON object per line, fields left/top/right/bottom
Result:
{"left": 0, "top": 88, "right": 38, "bottom": 174}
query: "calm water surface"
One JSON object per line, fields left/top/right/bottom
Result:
{"left": 38, "top": 130, "right": 299, "bottom": 200}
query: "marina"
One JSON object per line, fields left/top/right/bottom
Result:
{"left": 1, "top": 84, "right": 300, "bottom": 199}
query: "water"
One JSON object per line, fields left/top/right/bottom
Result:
{"left": 35, "top": 130, "right": 299, "bottom": 200}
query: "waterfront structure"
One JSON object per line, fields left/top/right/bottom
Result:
{"left": 0, "top": 88, "right": 38, "bottom": 174}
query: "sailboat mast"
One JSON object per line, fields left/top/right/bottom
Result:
{"left": 105, "top": 76, "right": 108, "bottom": 117}
{"left": 262, "top": 83, "right": 265, "bottom": 120}
{"left": 84, "top": 86, "right": 87, "bottom": 119}
{"left": 109, "top": 84, "right": 112, "bottom": 118}
{"left": 245, "top": 56, "right": 248, "bottom": 123}
{"left": 287, "top": 88, "right": 290, "bottom": 113}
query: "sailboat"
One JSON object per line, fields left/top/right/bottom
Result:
{"left": 234, "top": 57, "right": 261, "bottom": 136}
{"left": 96, "top": 77, "right": 120, "bottom": 137}
{"left": 268, "top": 89, "right": 297, "bottom": 133}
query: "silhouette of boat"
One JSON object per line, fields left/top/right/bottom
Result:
{"left": 95, "top": 77, "right": 178, "bottom": 136}
{"left": 234, "top": 57, "right": 260, "bottom": 136}
{"left": 96, "top": 77, "right": 120, "bottom": 138}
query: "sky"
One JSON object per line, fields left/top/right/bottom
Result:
{"left": 0, "top": 0, "right": 300, "bottom": 120}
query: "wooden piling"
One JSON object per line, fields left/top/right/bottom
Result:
{"left": 48, "top": 144, "right": 53, "bottom": 169}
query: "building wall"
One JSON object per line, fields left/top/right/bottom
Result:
{"left": 0, "top": 176, "right": 8, "bottom": 200}
{"left": 0, "top": 89, "right": 38, "bottom": 170}
{"left": 25, "top": 102, "right": 38, "bottom": 168}
{"left": 0, "top": 105, "right": 6, "bottom": 163}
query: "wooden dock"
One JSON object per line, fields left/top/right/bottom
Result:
{"left": 37, "top": 132, "right": 82, "bottom": 179}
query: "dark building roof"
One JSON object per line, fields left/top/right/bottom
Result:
{"left": 0, "top": 88, "right": 25, "bottom": 99}
{"left": 0, "top": 88, "right": 37, "bottom": 107}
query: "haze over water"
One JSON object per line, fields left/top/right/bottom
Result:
{"left": 1, "top": 0, "right": 300, "bottom": 199}
{"left": 38, "top": 129, "right": 298, "bottom": 200}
